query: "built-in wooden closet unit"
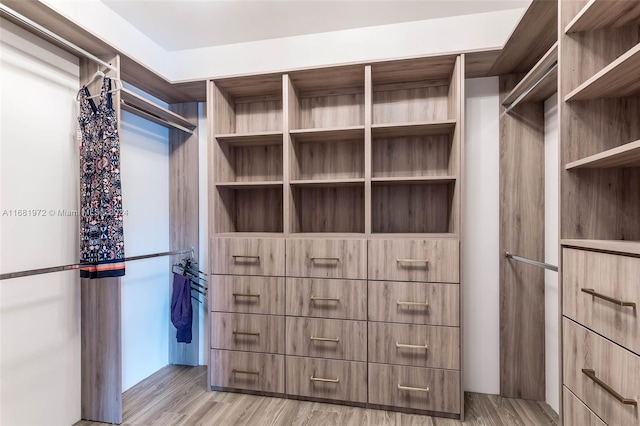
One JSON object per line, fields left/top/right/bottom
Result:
{"left": 559, "top": 1, "right": 640, "bottom": 424}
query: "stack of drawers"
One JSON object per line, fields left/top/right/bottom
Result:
{"left": 285, "top": 239, "right": 368, "bottom": 404}
{"left": 562, "top": 248, "right": 640, "bottom": 425}
{"left": 209, "top": 238, "right": 286, "bottom": 394}
{"left": 367, "top": 239, "right": 461, "bottom": 415}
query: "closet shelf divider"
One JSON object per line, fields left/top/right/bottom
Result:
{"left": 215, "top": 131, "right": 283, "bottom": 146}
{"left": 371, "top": 176, "right": 456, "bottom": 185}
{"left": 371, "top": 120, "right": 456, "bottom": 138}
{"left": 215, "top": 181, "right": 283, "bottom": 189}
{"left": 290, "top": 178, "right": 365, "bottom": 187}
{"left": 565, "top": 140, "right": 640, "bottom": 169}
{"left": 561, "top": 239, "right": 640, "bottom": 257}
{"left": 289, "top": 125, "right": 365, "bottom": 142}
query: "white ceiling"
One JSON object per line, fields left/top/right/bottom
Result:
{"left": 101, "top": 0, "right": 531, "bottom": 51}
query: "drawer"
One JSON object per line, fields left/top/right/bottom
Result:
{"left": 563, "top": 318, "right": 640, "bottom": 426}
{"left": 286, "top": 278, "right": 366, "bottom": 320}
{"left": 212, "top": 238, "right": 284, "bottom": 276}
{"left": 210, "top": 349, "right": 284, "bottom": 393}
{"left": 286, "top": 317, "right": 367, "bottom": 361}
{"left": 563, "top": 248, "right": 640, "bottom": 354}
{"left": 368, "top": 363, "right": 460, "bottom": 414}
{"left": 285, "top": 356, "right": 367, "bottom": 403}
{"left": 211, "top": 276, "right": 284, "bottom": 315}
{"left": 368, "top": 281, "right": 459, "bottom": 326}
{"left": 210, "top": 313, "right": 284, "bottom": 354}
{"left": 368, "top": 239, "right": 459, "bottom": 283}
{"left": 563, "top": 387, "right": 605, "bottom": 426}
{"left": 368, "top": 322, "right": 459, "bottom": 369}
{"left": 286, "top": 239, "right": 367, "bottom": 279}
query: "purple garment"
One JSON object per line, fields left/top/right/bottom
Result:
{"left": 171, "top": 273, "right": 192, "bottom": 343}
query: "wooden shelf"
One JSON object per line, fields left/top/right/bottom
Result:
{"left": 371, "top": 120, "right": 456, "bottom": 138}
{"left": 215, "top": 181, "right": 283, "bottom": 189}
{"left": 565, "top": 140, "right": 640, "bottom": 169}
{"left": 561, "top": 239, "right": 640, "bottom": 256}
{"left": 214, "top": 131, "right": 283, "bottom": 146}
{"left": 289, "top": 126, "right": 364, "bottom": 142}
{"left": 566, "top": 43, "right": 640, "bottom": 101}
{"left": 502, "top": 43, "right": 558, "bottom": 107}
{"left": 289, "top": 232, "right": 366, "bottom": 237}
{"left": 370, "top": 233, "right": 458, "bottom": 239}
{"left": 372, "top": 176, "right": 456, "bottom": 185}
{"left": 120, "top": 88, "right": 197, "bottom": 130}
{"left": 290, "top": 178, "right": 364, "bottom": 187}
{"left": 565, "top": 0, "right": 640, "bottom": 33}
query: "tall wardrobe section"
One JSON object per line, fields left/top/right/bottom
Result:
{"left": 559, "top": 1, "right": 640, "bottom": 424}
{"left": 208, "top": 54, "right": 465, "bottom": 420}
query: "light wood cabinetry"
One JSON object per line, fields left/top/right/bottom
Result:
{"left": 208, "top": 54, "right": 463, "bottom": 419}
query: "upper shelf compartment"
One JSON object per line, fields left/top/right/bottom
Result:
{"left": 565, "top": 0, "right": 640, "bottom": 33}
{"left": 565, "top": 139, "right": 640, "bottom": 169}
{"left": 502, "top": 42, "right": 558, "bottom": 109}
{"left": 120, "top": 88, "right": 197, "bottom": 132}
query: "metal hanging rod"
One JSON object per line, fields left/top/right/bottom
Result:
{"left": 505, "top": 252, "right": 558, "bottom": 272}
{"left": 0, "top": 4, "right": 116, "bottom": 72}
{"left": 0, "top": 248, "right": 195, "bottom": 281}
{"left": 121, "top": 100, "right": 194, "bottom": 134}
{"left": 504, "top": 62, "right": 558, "bottom": 114}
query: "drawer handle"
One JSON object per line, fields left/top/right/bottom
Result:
{"left": 311, "top": 336, "right": 340, "bottom": 343}
{"left": 397, "top": 258, "right": 428, "bottom": 264}
{"left": 397, "top": 383, "right": 429, "bottom": 393}
{"left": 232, "top": 369, "right": 259, "bottom": 376}
{"left": 397, "top": 300, "right": 429, "bottom": 307}
{"left": 232, "top": 293, "right": 260, "bottom": 298}
{"left": 310, "top": 375, "right": 339, "bottom": 383}
{"left": 582, "top": 369, "right": 637, "bottom": 406}
{"left": 310, "top": 257, "right": 340, "bottom": 262}
{"left": 233, "top": 331, "right": 260, "bottom": 337}
{"left": 232, "top": 255, "right": 260, "bottom": 260}
{"left": 310, "top": 295, "right": 340, "bottom": 302}
{"left": 396, "top": 342, "right": 428, "bottom": 350}
{"left": 581, "top": 288, "right": 636, "bottom": 308}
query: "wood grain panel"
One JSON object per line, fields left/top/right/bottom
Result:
{"left": 214, "top": 73, "right": 283, "bottom": 97}
{"left": 285, "top": 356, "right": 367, "bottom": 403}
{"left": 368, "top": 281, "right": 459, "bottom": 326}
{"left": 502, "top": 42, "right": 558, "bottom": 106}
{"left": 291, "top": 186, "right": 364, "bottom": 233}
{"left": 563, "top": 248, "right": 640, "bottom": 355}
{"left": 285, "top": 239, "right": 367, "bottom": 279}
{"left": 368, "top": 364, "right": 461, "bottom": 414}
{"left": 216, "top": 143, "right": 283, "bottom": 182}
{"left": 372, "top": 134, "right": 453, "bottom": 178}
{"left": 368, "top": 239, "right": 459, "bottom": 283}
{"left": 211, "top": 276, "right": 284, "bottom": 315}
{"left": 235, "top": 99, "right": 282, "bottom": 133}
{"left": 285, "top": 278, "right": 367, "bottom": 320}
{"left": 298, "top": 93, "right": 364, "bottom": 129}
{"left": 216, "top": 187, "right": 283, "bottom": 233}
{"left": 368, "top": 322, "right": 460, "bottom": 370}
{"left": 371, "top": 56, "right": 457, "bottom": 84}
{"left": 210, "top": 313, "right": 285, "bottom": 354}
{"left": 211, "top": 238, "right": 285, "bottom": 276}
{"left": 563, "top": 387, "right": 606, "bottom": 426}
{"left": 286, "top": 317, "right": 367, "bottom": 361}
{"left": 563, "top": 318, "right": 640, "bottom": 426}
{"left": 373, "top": 86, "right": 450, "bottom": 124}
{"left": 499, "top": 73, "right": 545, "bottom": 401}
{"left": 293, "top": 138, "right": 364, "bottom": 180}
{"left": 210, "top": 350, "right": 284, "bottom": 393}
{"left": 561, "top": 239, "right": 640, "bottom": 256}
{"left": 565, "top": 0, "right": 640, "bottom": 33}
{"left": 566, "top": 140, "right": 640, "bottom": 169}
{"left": 289, "top": 65, "right": 364, "bottom": 91}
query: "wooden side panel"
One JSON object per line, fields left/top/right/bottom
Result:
{"left": 499, "top": 73, "right": 545, "bottom": 400}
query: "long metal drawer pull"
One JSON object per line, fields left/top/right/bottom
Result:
{"left": 232, "top": 255, "right": 260, "bottom": 260}
{"left": 396, "top": 300, "right": 429, "bottom": 307}
{"left": 232, "top": 369, "right": 259, "bottom": 376}
{"left": 232, "top": 331, "right": 260, "bottom": 336}
{"left": 397, "top": 384, "right": 429, "bottom": 393}
{"left": 232, "top": 293, "right": 260, "bottom": 298}
{"left": 396, "top": 258, "right": 428, "bottom": 263}
{"left": 310, "top": 257, "right": 340, "bottom": 262}
{"left": 310, "top": 375, "right": 339, "bottom": 383}
{"left": 582, "top": 369, "right": 637, "bottom": 406}
{"left": 310, "top": 295, "right": 340, "bottom": 302}
{"left": 311, "top": 336, "right": 340, "bottom": 342}
{"left": 581, "top": 288, "right": 636, "bottom": 308}
{"left": 396, "top": 342, "right": 428, "bottom": 350}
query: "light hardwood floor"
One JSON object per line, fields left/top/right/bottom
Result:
{"left": 74, "top": 365, "right": 558, "bottom": 426}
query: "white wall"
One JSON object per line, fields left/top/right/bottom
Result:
{"left": 544, "top": 94, "right": 559, "bottom": 413}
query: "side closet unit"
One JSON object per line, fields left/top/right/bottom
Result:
{"left": 559, "top": 0, "right": 640, "bottom": 424}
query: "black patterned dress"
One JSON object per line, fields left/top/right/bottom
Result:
{"left": 78, "top": 77, "right": 125, "bottom": 278}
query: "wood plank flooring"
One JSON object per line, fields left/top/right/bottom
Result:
{"left": 74, "top": 365, "right": 558, "bottom": 426}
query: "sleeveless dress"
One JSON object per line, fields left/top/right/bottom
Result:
{"left": 77, "top": 76, "right": 125, "bottom": 278}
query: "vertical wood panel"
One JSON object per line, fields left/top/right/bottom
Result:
{"left": 364, "top": 66, "right": 372, "bottom": 235}
{"left": 283, "top": 75, "right": 297, "bottom": 235}
{"left": 499, "top": 74, "right": 546, "bottom": 401}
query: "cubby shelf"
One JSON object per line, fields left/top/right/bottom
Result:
{"left": 371, "top": 120, "right": 456, "bottom": 138}
{"left": 565, "top": 140, "right": 640, "bottom": 169}
{"left": 371, "top": 176, "right": 456, "bottom": 184}
{"left": 561, "top": 239, "right": 640, "bottom": 256}
{"left": 565, "top": 43, "right": 640, "bottom": 101}
{"left": 215, "top": 181, "right": 283, "bottom": 189}
{"left": 290, "top": 178, "right": 365, "bottom": 187}
{"left": 289, "top": 126, "right": 364, "bottom": 142}
{"left": 214, "top": 131, "right": 283, "bottom": 146}
{"left": 502, "top": 42, "right": 557, "bottom": 108}
{"left": 565, "top": 0, "right": 640, "bottom": 33}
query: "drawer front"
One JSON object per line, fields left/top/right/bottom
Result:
{"left": 563, "top": 248, "right": 640, "bottom": 354}
{"left": 286, "top": 239, "right": 367, "bottom": 279}
{"left": 368, "top": 363, "right": 460, "bottom": 414}
{"left": 210, "top": 349, "right": 284, "bottom": 393}
{"left": 563, "top": 387, "right": 606, "bottom": 426}
{"left": 212, "top": 238, "right": 285, "bottom": 276}
{"left": 210, "top": 313, "right": 284, "bottom": 354}
{"left": 368, "top": 239, "right": 459, "bottom": 283}
{"left": 286, "top": 278, "right": 367, "bottom": 320}
{"left": 563, "top": 318, "right": 640, "bottom": 426}
{"left": 285, "top": 356, "right": 367, "bottom": 403}
{"left": 286, "top": 317, "right": 367, "bottom": 361}
{"left": 368, "top": 281, "right": 459, "bottom": 326}
{"left": 211, "top": 276, "right": 284, "bottom": 315}
{"left": 368, "top": 322, "right": 459, "bottom": 369}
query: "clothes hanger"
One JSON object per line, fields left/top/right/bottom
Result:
{"left": 76, "top": 69, "right": 123, "bottom": 101}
